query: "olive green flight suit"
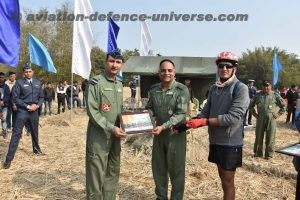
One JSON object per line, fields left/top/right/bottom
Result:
{"left": 146, "top": 80, "right": 190, "bottom": 200}
{"left": 86, "top": 72, "right": 123, "bottom": 200}
{"left": 249, "top": 91, "right": 286, "bottom": 158}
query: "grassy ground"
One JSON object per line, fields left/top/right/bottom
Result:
{"left": 0, "top": 88, "right": 298, "bottom": 199}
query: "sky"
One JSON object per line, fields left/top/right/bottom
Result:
{"left": 20, "top": 0, "right": 300, "bottom": 58}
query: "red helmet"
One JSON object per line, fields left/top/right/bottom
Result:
{"left": 216, "top": 51, "right": 239, "bottom": 66}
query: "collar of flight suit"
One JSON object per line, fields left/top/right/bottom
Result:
{"left": 103, "top": 71, "right": 119, "bottom": 82}
{"left": 158, "top": 80, "right": 177, "bottom": 92}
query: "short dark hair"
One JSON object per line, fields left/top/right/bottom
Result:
{"left": 59, "top": 81, "right": 63, "bottom": 84}
{"left": 0, "top": 72, "right": 5, "bottom": 76}
{"left": 106, "top": 48, "right": 123, "bottom": 61}
{"left": 8, "top": 71, "right": 16, "bottom": 76}
{"left": 291, "top": 84, "right": 296, "bottom": 89}
{"left": 159, "top": 59, "right": 175, "bottom": 69}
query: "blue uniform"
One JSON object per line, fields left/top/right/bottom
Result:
{"left": 5, "top": 78, "right": 44, "bottom": 162}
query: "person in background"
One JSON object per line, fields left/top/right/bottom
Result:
{"left": 0, "top": 72, "right": 11, "bottom": 139}
{"left": 286, "top": 84, "right": 298, "bottom": 124}
{"left": 5, "top": 71, "right": 16, "bottom": 131}
{"left": 280, "top": 86, "right": 287, "bottom": 99}
{"left": 43, "top": 82, "right": 55, "bottom": 116}
{"left": 184, "top": 78, "right": 195, "bottom": 118}
{"left": 244, "top": 79, "right": 257, "bottom": 126}
{"left": 56, "top": 81, "right": 66, "bottom": 114}
{"left": 186, "top": 51, "right": 249, "bottom": 200}
{"left": 81, "top": 79, "right": 89, "bottom": 108}
{"left": 129, "top": 77, "right": 137, "bottom": 99}
{"left": 3, "top": 65, "right": 44, "bottom": 169}
{"left": 72, "top": 81, "right": 82, "bottom": 108}
{"left": 64, "top": 81, "right": 71, "bottom": 110}
{"left": 249, "top": 80, "right": 286, "bottom": 160}
{"left": 146, "top": 59, "right": 189, "bottom": 200}
{"left": 199, "top": 90, "right": 209, "bottom": 112}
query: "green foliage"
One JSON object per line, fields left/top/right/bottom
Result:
{"left": 19, "top": 2, "right": 142, "bottom": 84}
{"left": 238, "top": 46, "right": 300, "bottom": 88}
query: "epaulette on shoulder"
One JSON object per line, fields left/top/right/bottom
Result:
{"left": 150, "top": 83, "right": 160, "bottom": 90}
{"left": 90, "top": 76, "right": 101, "bottom": 86}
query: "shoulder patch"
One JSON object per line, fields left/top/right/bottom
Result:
{"left": 89, "top": 75, "right": 102, "bottom": 86}
{"left": 90, "top": 78, "right": 98, "bottom": 86}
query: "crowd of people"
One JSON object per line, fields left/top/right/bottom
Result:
{"left": 0, "top": 66, "right": 88, "bottom": 169}
{"left": 1, "top": 49, "right": 300, "bottom": 200}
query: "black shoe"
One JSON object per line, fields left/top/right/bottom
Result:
{"left": 33, "top": 150, "right": 45, "bottom": 156}
{"left": 3, "top": 160, "right": 11, "bottom": 169}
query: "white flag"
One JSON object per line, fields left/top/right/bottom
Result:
{"left": 140, "top": 20, "right": 152, "bottom": 56}
{"left": 72, "top": 0, "right": 93, "bottom": 79}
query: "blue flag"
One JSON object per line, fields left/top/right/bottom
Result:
{"left": 272, "top": 51, "right": 283, "bottom": 86}
{"left": 107, "top": 18, "right": 122, "bottom": 79}
{"left": 0, "top": 0, "right": 20, "bottom": 67}
{"left": 28, "top": 33, "right": 57, "bottom": 73}
{"left": 107, "top": 18, "right": 120, "bottom": 52}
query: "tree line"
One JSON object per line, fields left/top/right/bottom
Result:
{"left": 1, "top": 2, "right": 299, "bottom": 88}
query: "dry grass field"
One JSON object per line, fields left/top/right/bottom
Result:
{"left": 0, "top": 87, "right": 298, "bottom": 199}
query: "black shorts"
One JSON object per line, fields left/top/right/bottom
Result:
{"left": 208, "top": 144, "right": 242, "bottom": 171}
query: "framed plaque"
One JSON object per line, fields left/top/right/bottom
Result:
{"left": 120, "top": 112, "right": 155, "bottom": 134}
{"left": 276, "top": 143, "right": 300, "bottom": 157}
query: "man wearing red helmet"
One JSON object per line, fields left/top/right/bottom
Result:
{"left": 186, "top": 51, "right": 249, "bottom": 200}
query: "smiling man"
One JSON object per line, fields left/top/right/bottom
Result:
{"left": 146, "top": 59, "right": 190, "bottom": 200}
{"left": 86, "top": 49, "right": 126, "bottom": 200}
{"left": 187, "top": 51, "right": 249, "bottom": 200}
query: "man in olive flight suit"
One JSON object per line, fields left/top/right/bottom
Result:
{"left": 249, "top": 80, "right": 286, "bottom": 160}
{"left": 86, "top": 49, "right": 126, "bottom": 200}
{"left": 146, "top": 59, "right": 190, "bottom": 200}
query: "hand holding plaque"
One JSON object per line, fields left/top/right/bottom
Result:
{"left": 120, "top": 111, "right": 155, "bottom": 134}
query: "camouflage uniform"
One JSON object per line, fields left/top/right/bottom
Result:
{"left": 249, "top": 91, "right": 286, "bottom": 158}
{"left": 146, "top": 80, "right": 189, "bottom": 200}
{"left": 86, "top": 72, "right": 123, "bottom": 200}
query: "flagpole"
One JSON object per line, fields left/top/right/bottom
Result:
{"left": 70, "top": 73, "right": 74, "bottom": 121}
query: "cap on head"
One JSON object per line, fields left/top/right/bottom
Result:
{"left": 248, "top": 79, "right": 255, "bottom": 82}
{"left": 23, "top": 64, "right": 32, "bottom": 71}
{"left": 263, "top": 80, "right": 271, "bottom": 86}
{"left": 216, "top": 51, "right": 239, "bottom": 66}
{"left": 107, "top": 48, "right": 123, "bottom": 60}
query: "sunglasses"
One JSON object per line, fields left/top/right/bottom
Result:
{"left": 217, "top": 63, "right": 234, "bottom": 69}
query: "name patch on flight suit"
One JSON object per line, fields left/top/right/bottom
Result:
{"left": 102, "top": 103, "right": 111, "bottom": 112}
